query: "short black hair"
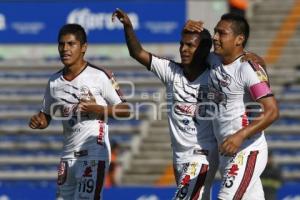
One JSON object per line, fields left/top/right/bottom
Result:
{"left": 197, "top": 29, "right": 213, "bottom": 62}
{"left": 221, "top": 13, "right": 249, "bottom": 47}
{"left": 58, "top": 24, "right": 87, "bottom": 44}
{"left": 182, "top": 28, "right": 212, "bottom": 64}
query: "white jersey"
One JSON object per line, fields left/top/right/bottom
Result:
{"left": 207, "top": 53, "right": 273, "bottom": 148}
{"left": 41, "top": 63, "right": 124, "bottom": 161}
{"left": 150, "top": 55, "right": 217, "bottom": 164}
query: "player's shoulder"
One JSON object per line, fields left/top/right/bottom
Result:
{"left": 86, "top": 62, "right": 114, "bottom": 79}
{"left": 48, "top": 68, "right": 63, "bottom": 82}
{"left": 239, "top": 59, "right": 265, "bottom": 73}
{"left": 152, "top": 53, "right": 181, "bottom": 67}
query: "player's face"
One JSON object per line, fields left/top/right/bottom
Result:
{"left": 212, "top": 20, "right": 242, "bottom": 57}
{"left": 179, "top": 33, "right": 200, "bottom": 66}
{"left": 58, "top": 34, "right": 87, "bottom": 67}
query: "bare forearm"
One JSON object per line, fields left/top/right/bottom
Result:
{"left": 240, "top": 110, "right": 279, "bottom": 139}
{"left": 239, "top": 99, "right": 279, "bottom": 139}
{"left": 124, "top": 24, "right": 143, "bottom": 59}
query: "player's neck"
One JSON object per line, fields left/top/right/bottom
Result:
{"left": 222, "top": 49, "right": 245, "bottom": 65}
{"left": 63, "top": 60, "right": 87, "bottom": 80}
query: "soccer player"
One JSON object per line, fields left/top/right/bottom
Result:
{"left": 184, "top": 14, "right": 279, "bottom": 199}
{"left": 112, "top": 8, "right": 219, "bottom": 200}
{"left": 28, "top": 24, "right": 130, "bottom": 200}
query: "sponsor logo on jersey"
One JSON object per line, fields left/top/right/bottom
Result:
{"left": 174, "top": 104, "right": 196, "bottom": 116}
{"left": 67, "top": 8, "right": 139, "bottom": 33}
{"left": 182, "top": 118, "right": 190, "bottom": 125}
{"left": 256, "top": 70, "right": 268, "bottom": 82}
{"left": 83, "top": 166, "right": 93, "bottom": 177}
{"left": 249, "top": 61, "right": 269, "bottom": 82}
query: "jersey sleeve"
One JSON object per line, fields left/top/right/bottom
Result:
{"left": 41, "top": 80, "right": 55, "bottom": 115}
{"left": 150, "top": 54, "right": 175, "bottom": 85}
{"left": 101, "top": 74, "right": 125, "bottom": 105}
{"left": 240, "top": 61, "right": 273, "bottom": 100}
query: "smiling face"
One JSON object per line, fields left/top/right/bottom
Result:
{"left": 179, "top": 33, "right": 201, "bottom": 67}
{"left": 213, "top": 20, "right": 244, "bottom": 59}
{"left": 58, "top": 34, "right": 87, "bottom": 67}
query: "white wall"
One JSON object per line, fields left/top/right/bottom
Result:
{"left": 187, "top": 0, "right": 228, "bottom": 34}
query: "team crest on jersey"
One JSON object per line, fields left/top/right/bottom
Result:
{"left": 79, "top": 85, "right": 91, "bottom": 101}
{"left": 220, "top": 74, "right": 231, "bottom": 87}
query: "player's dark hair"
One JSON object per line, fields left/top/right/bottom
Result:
{"left": 221, "top": 13, "right": 249, "bottom": 47}
{"left": 182, "top": 28, "right": 212, "bottom": 66}
{"left": 197, "top": 29, "right": 213, "bottom": 63}
{"left": 58, "top": 24, "right": 87, "bottom": 45}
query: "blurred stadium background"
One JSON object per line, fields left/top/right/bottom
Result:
{"left": 0, "top": 0, "right": 300, "bottom": 199}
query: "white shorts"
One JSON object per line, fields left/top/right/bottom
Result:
{"left": 173, "top": 147, "right": 219, "bottom": 200}
{"left": 218, "top": 147, "right": 268, "bottom": 200}
{"left": 56, "top": 159, "right": 109, "bottom": 200}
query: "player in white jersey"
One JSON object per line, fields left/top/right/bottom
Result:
{"left": 29, "top": 24, "right": 130, "bottom": 200}
{"left": 184, "top": 14, "right": 279, "bottom": 200}
{"left": 112, "top": 8, "right": 219, "bottom": 200}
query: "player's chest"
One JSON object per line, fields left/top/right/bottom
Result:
{"left": 210, "top": 69, "right": 244, "bottom": 95}
{"left": 51, "top": 78, "right": 102, "bottom": 102}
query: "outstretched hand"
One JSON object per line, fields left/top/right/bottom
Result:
{"left": 112, "top": 8, "right": 132, "bottom": 27}
{"left": 184, "top": 20, "right": 204, "bottom": 33}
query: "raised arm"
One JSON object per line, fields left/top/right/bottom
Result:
{"left": 112, "top": 8, "right": 151, "bottom": 69}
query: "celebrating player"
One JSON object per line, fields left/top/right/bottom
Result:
{"left": 185, "top": 13, "right": 279, "bottom": 199}
{"left": 29, "top": 24, "right": 130, "bottom": 200}
{"left": 112, "top": 8, "right": 219, "bottom": 200}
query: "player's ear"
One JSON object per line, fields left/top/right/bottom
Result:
{"left": 81, "top": 42, "right": 87, "bottom": 54}
{"left": 235, "top": 34, "right": 244, "bottom": 47}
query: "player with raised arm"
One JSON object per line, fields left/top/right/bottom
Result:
{"left": 112, "top": 8, "right": 218, "bottom": 200}
{"left": 184, "top": 14, "right": 279, "bottom": 199}
{"left": 29, "top": 24, "right": 130, "bottom": 200}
